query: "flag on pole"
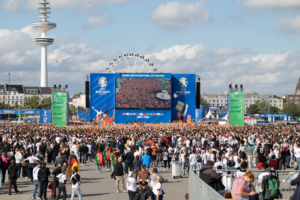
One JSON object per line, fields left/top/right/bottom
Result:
{"left": 175, "top": 101, "right": 184, "bottom": 111}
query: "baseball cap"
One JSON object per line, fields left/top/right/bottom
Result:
{"left": 128, "top": 171, "right": 133, "bottom": 177}
{"left": 136, "top": 181, "right": 142, "bottom": 185}
{"left": 141, "top": 181, "right": 148, "bottom": 186}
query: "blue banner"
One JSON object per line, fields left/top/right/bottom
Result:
{"left": 90, "top": 73, "right": 115, "bottom": 124}
{"left": 78, "top": 110, "right": 90, "bottom": 121}
{"left": 115, "top": 110, "right": 171, "bottom": 124}
{"left": 195, "top": 105, "right": 210, "bottom": 122}
{"left": 0, "top": 110, "right": 46, "bottom": 115}
{"left": 40, "top": 110, "right": 51, "bottom": 124}
{"left": 171, "top": 74, "right": 196, "bottom": 122}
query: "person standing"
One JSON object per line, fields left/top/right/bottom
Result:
{"left": 32, "top": 161, "right": 42, "bottom": 199}
{"left": 70, "top": 167, "right": 82, "bottom": 200}
{"left": 189, "top": 150, "right": 197, "bottom": 172}
{"left": 81, "top": 143, "right": 89, "bottom": 166}
{"left": 127, "top": 171, "right": 137, "bottom": 200}
{"left": 132, "top": 155, "right": 142, "bottom": 181}
{"left": 56, "top": 167, "right": 67, "bottom": 200}
{"left": 114, "top": 157, "right": 126, "bottom": 193}
{"left": 245, "top": 143, "right": 254, "bottom": 168}
{"left": 140, "top": 181, "right": 154, "bottom": 200}
{"left": 8, "top": 160, "right": 19, "bottom": 195}
{"left": 14, "top": 148, "right": 23, "bottom": 179}
{"left": 52, "top": 163, "right": 62, "bottom": 199}
{"left": 152, "top": 175, "right": 163, "bottom": 200}
{"left": 38, "top": 163, "right": 51, "bottom": 200}
{"left": 294, "top": 143, "right": 300, "bottom": 168}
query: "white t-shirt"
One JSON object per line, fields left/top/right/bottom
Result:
{"left": 295, "top": 147, "right": 300, "bottom": 158}
{"left": 180, "top": 153, "right": 186, "bottom": 162}
{"left": 33, "top": 166, "right": 40, "bottom": 180}
{"left": 87, "top": 144, "right": 92, "bottom": 154}
{"left": 26, "top": 156, "right": 39, "bottom": 163}
{"left": 57, "top": 173, "right": 67, "bottom": 184}
{"left": 70, "top": 174, "right": 81, "bottom": 189}
{"left": 152, "top": 182, "right": 162, "bottom": 195}
{"left": 127, "top": 177, "right": 137, "bottom": 192}
{"left": 189, "top": 154, "right": 197, "bottom": 165}
{"left": 185, "top": 140, "right": 190, "bottom": 147}
{"left": 168, "top": 147, "right": 174, "bottom": 158}
{"left": 163, "top": 152, "right": 168, "bottom": 161}
{"left": 55, "top": 137, "right": 61, "bottom": 144}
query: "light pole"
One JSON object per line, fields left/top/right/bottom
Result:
{"left": 5, "top": 72, "right": 12, "bottom": 121}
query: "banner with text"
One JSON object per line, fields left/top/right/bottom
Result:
{"left": 229, "top": 92, "right": 244, "bottom": 126}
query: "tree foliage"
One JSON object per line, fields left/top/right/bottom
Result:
{"left": 24, "top": 94, "right": 40, "bottom": 109}
{"left": 41, "top": 97, "right": 51, "bottom": 109}
{"left": 200, "top": 95, "right": 209, "bottom": 105}
{"left": 69, "top": 104, "right": 77, "bottom": 116}
{"left": 282, "top": 101, "right": 300, "bottom": 116}
{"left": 246, "top": 100, "right": 280, "bottom": 114}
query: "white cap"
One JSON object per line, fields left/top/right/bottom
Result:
{"left": 128, "top": 171, "right": 133, "bottom": 177}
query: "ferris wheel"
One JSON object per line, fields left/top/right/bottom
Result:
{"left": 105, "top": 53, "right": 157, "bottom": 73}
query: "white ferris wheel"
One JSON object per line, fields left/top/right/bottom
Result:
{"left": 105, "top": 53, "right": 157, "bottom": 73}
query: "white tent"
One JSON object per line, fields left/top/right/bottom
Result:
{"left": 205, "top": 110, "right": 213, "bottom": 119}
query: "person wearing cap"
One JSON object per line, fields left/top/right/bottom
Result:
{"left": 140, "top": 181, "right": 154, "bottom": 200}
{"left": 133, "top": 181, "right": 142, "bottom": 200}
{"left": 127, "top": 171, "right": 137, "bottom": 200}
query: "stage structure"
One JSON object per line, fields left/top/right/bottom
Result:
{"left": 90, "top": 73, "right": 196, "bottom": 124}
{"left": 227, "top": 84, "right": 245, "bottom": 126}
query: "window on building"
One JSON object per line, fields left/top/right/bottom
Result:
{"left": 270, "top": 100, "right": 272, "bottom": 103}
{"left": 213, "top": 104, "right": 215, "bottom": 106}
{"left": 246, "top": 104, "right": 248, "bottom": 107}
{"left": 274, "top": 100, "right": 276, "bottom": 103}
{"left": 279, "top": 104, "right": 281, "bottom": 107}
{"left": 217, "top": 100, "right": 219, "bottom": 102}
{"left": 250, "top": 100, "right": 252, "bottom": 102}
{"left": 14, "top": 92, "right": 16, "bottom": 95}
{"left": 289, "top": 97, "right": 293, "bottom": 100}
{"left": 16, "top": 101, "right": 18, "bottom": 105}
{"left": 213, "top": 100, "right": 215, "bottom": 102}
{"left": 296, "top": 101, "right": 299, "bottom": 104}
{"left": 20, "top": 96, "right": 22, "bottom": 99}
{"left": 246, "top": 100, "right": 248, "bottom": 102}
{"left": 209, "top": 100, "right": 211, "bottom": 102}
{"left": 8, "top": 96, "right": 9, "bottom": 99}
{"left": 295, "top": 97, "right": 299, "bottom": 100}
{"left": 16, "top": 96, "right": 18, "bottom": 99}
{"left": 3, "top": 96, "right": 4, "bottom": 99}
{"left": 20, "top": 101, "right": 23, "bottom": 104}
{"left": 12, "top": 101, "right": 14, "bottom": 104}
{"left": 221, "top": 100, "right": 223, "bottom": 102}
{"left": 12, "top": 96, "right": 14, "bottom": 99}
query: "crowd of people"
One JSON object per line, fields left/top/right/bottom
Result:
{"left": 0, "top": 123, "right": 300, "bottom": 200}
{"left": 116, "top": 78, "right": 171, "bottom": 109}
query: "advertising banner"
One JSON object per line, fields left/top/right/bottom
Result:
{"left": 52, "top": 92, "right": 68, "bottom": 127}
{"left": 77, "top": 110, "right": 90, "bottom": 121}
{"left": 115, "top": 110, "right": 171, "bottom": 124}
{"left": 90, "top": 73, "right": 115, "bottom": 124}
{"left": 229, "top": 92, "right": 244, "bottom": 126}
{"left": 171, "top": 74, "right": 196, "bottom": 122}
{"left": 39, "top": 110, "right": 51, "bottom": 124}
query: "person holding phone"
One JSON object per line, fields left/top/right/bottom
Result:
{"left": 231, "top": 170, "right": 257, "bottom": 200}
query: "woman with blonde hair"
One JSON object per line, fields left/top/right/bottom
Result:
{"left": 231, "top": 170, "right": 257, "bottom": 200}
{"left": 152, "top": 175, "right": 163, "bottom": 200}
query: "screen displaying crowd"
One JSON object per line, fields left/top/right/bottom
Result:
{"left": 115, "top": 78, "right": 171, "bottom": 109}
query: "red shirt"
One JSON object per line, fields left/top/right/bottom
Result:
{"left": 257, "top": 162, "right": 263, "bottom": 170}
{"left": 269, "top": 160, "right": 279, "bottom": 170}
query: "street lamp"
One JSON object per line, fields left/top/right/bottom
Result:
{"left": 5, "top": 72, "right": 12, "bottom": 121}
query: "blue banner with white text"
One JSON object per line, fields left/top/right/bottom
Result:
{"left": 40, "top": 110, "right": 51, "bottom": 124}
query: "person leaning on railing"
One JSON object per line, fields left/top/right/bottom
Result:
{"left": 231, "top": 170, "right": 257, "bottom": 200}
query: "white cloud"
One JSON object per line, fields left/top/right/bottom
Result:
{"left": 82, "top": 15, "right": 113, "bottom": 29}
{"left": 237, "top": 0, "right": 300, "bottom": 11}
{"left": 276, "top": 16, "right": 300, "bottom": 34}
{"left": 1, "top": 26, "right": 300, "bottom": 96}
{"left": 149, "top": 1, "right": 210, "bottom": 30}
{"left": 1, "top": 0, "right": 137, "bottom": 11}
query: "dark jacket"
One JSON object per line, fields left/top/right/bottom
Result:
{"left": 140, "top": 187, "right": 154, "bottom": 200}
{"left": 199, "top": 166, "right": 224, "bottom": 191}
{"left": 119, "top": 143, "right": 124, "bottom": 155}
{"left": 291, "top": 174, "right": 300, "bottom": 200}
{"left": 124, "top": 152, "right": 134, "bottom": 162}
{"left": 82, "top": 146, "right": 89, "bottom": 155}
{"left": 134, "top": 188, "right": 143, "bottom": 200}
{"left": 8, "top": 164, "right": 18, "bottom": 180}
{"left": 38, "top": 166, "right": 50, "bottom": 181}
{"left": 53, "top": 144, "right": 60, "bottom": 153}
{"left": 114, "top": 162, "right": 124, "bottom": 176}
{"left": 52, "top": 167, "right": 62, "bottom": 181}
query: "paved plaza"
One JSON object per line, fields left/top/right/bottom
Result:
{"left": 0, "top": 162, "right": 189, "bottom": 200}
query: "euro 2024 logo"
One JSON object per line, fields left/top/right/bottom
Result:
{"left": 99, "top": 77, "right": 107, "bottom": 87}
{"left": 179, "top": 77, "right": 188, "bottom": 87}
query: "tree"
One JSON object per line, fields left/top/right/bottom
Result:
{"left": 200, "top": 95, "right": 209, "bottom": 105}
{"left": 269, "top": 106, "right": 279, "bottom": 114}
{"left": 257, "top": 100, "right": 269, "bottom": 114}
{"left": 69, "top": 104, "right": 77, "bottom": 116}
{"left": 246, "top": 103, "right": 259, "bottom": 114}
{"left": 24, "top": 94, "right": 39, "bottom": 109}
{"left": 282, "top": 101, "right": 300, "bottom": 116}
{"left": 273, "top": 95, "right": 281, "bottom": 99}
{"left": 41, "top": 97, "right": 51, "bottom": 109}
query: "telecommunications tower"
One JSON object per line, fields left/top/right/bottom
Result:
{"left": 32, "top": 0, "right": 56, "bottom": 87}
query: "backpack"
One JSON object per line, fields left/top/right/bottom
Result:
{"left": 196, "top": 154, "right": 202, "bottom": 163}
{"left": 226, "top": 159, "right": 232, "bottom": 167}
{"left": 231, "top": 159, "right": 236, "bottom": 167}
{"left": 266, "top": 177, "right": 279, "bottom": 198}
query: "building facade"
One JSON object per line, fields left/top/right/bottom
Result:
{"left": 282, "top": 77, "right": 300, "bottom": 106}
{"left": 0, "top": 84, "right": 52, "bottom": 107}
{"left": 69, "top": 93, "right": 86, "bottom": 108}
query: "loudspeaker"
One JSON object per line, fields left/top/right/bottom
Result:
{"left": 85, "top": 81, "right": 90, "bottom": 108}
{"left": 196, "top": 82, "right": 200, "bottom": 109}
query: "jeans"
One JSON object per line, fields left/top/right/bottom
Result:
{"left": 27, "top": 168, "right": 31, "bottom": 179}
{"left": 181, "top": 161, "right": 186, "bottom": 175}
{"left": 97, "top": 165, "right": 102, "bottom": 171}
{"left": 197, "top": 163, "right": 202, "bottom": 176}
{"left": 286, "top": 156, "right": 291, "bottom": 167}
{"left": 296, "top": 158, "right": 300, "bottom": 169}
{"left": 128, "top": 190, "right": 136, "bottom": 200}
{"left": 0, "top": 168, "right": 2, "bottom": 186}
{"left": 33, "top": 180, "right": 41, "bottom": 198}
{"left": 56, "top": 183, "right": 66, "bottom": 200}
{"left": 107, "top": 160, "right": 111, "bottom": 169}
{"left": 16, "top": 163, "right": 21, "bottom": 178}
{"left": 290, "top": 154, "right": 294, "bottom": 166}
{"left": 284, "top": 174, "right": 294, "bottom": 181}
{"left": 190, "top": 163, "right": 196, "bottom": 173}
{"left": 53, "top": 152, "right": 58, "bottom": 161}
{"left": 240, "top": 196, "right": 249, "bottom": 200}
{"left": 71, "top": 188, "right": 83, "bottom": 200}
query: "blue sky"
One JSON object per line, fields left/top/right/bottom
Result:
{"left": 1, "top": 0, "right": 300, "bottom": 96}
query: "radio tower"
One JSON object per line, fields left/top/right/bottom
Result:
{"left": 32, "top": 0, "right": 56, "bottom": 87}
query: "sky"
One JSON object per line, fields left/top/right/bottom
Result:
{"left": 1, "top": 0, "right": 300, "bottom": 96}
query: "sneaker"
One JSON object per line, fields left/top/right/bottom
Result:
{"left": 117, "top": 191, "right": 120, "bottom": 193}
{"left": 282, "top": 179, "right": 286, "bottom": 182}
{"left": 123, "top": 190, "right": 127, "bottom": 193}
{"left": 32, "top": 197, "right": 36, "bottom": 199}
{"left": 37, "top": 198, "right": 41, "bottom": 199}
{"left": 164, "top": 168, "right": 167, "bottom": 171}
{"left": 25, "top": 177, "right": 28, "bottom": 179}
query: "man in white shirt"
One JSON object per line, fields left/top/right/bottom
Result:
{"left": 126, "top": 171, "right": 136, "bottom": 199}
{"left": 295, "top": 144, "right": 300, "bottom": 169}
{"left": 32, "top": 162, "right": 42, "bottom": 199}
{"left": 189, "top": 150, "right": 197, "bottom": 172}
{"left": 71, "top": 142, "right": 79, "bottom": 159}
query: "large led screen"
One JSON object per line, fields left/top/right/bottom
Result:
{"left": 115, "top": 78, "right": 171, "bottom": 110}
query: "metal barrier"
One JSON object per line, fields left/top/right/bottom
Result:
{"left": 189, "top": 169, "right": 226, "bottom": 200}
{"left": 217, "top": 169, "right": 300, "bottom": 199}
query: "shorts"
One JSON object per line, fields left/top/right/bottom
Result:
{"left": 152, "top": 155, "right": 156, "bottom": 160}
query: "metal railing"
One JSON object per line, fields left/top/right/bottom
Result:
{"left": 189, "top": 169, "right": 226, "bottom": 200}
{"left": 217, "top": 169, "right": 299, "bottom": 199}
